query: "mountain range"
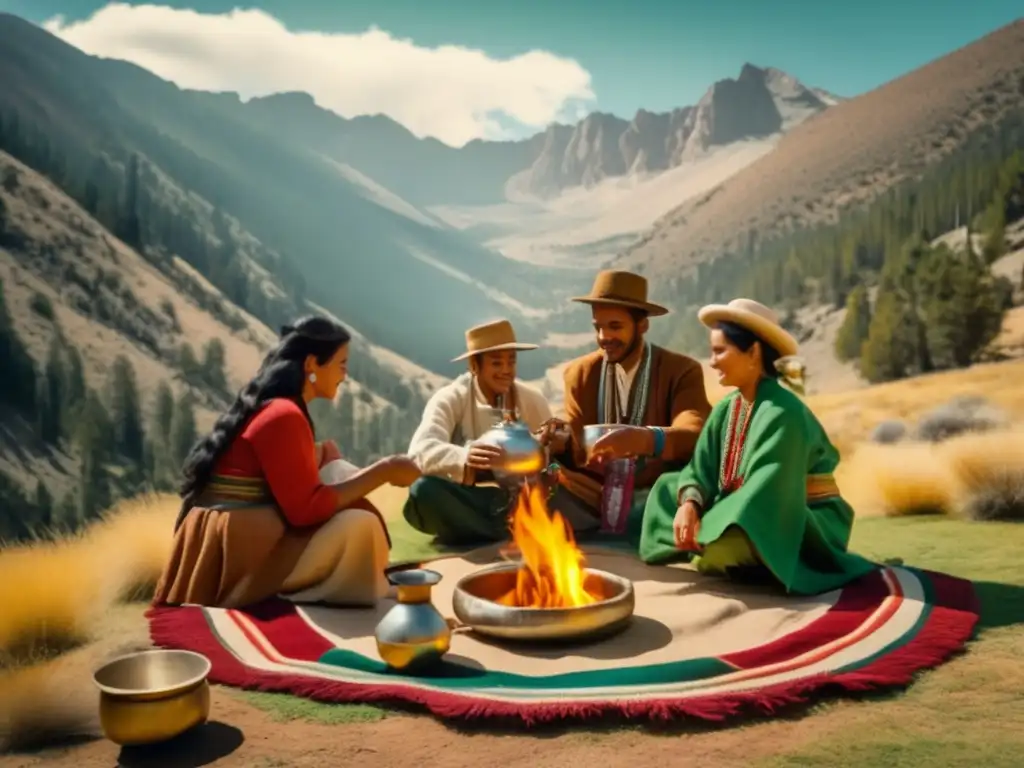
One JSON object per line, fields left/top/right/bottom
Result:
{"left": 2, "top": 10, "right": 1024, "bottom": 521}
{"left": 0, "top": 11, "right": 852, "bottom": 383}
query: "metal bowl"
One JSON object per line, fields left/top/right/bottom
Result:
{"left": 93, "top": 649, "right": 212, "bottom": 746}
{"left": 452, "top": 561, "right": 635, "bottom": 643}
{"left": 582, "top": 423, "right": 629, "bottom": 456}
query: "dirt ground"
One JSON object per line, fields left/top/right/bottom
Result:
{"left": 1, "top": 685, "right": 841, "bottom": 768}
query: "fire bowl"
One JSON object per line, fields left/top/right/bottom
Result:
{"left": 451, "top": 562, "right": 635, "bottom": 643}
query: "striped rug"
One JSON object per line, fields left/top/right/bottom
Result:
{"left": 148, "top": 548, "right": 979, "bottom": 724}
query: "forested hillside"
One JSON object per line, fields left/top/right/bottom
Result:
{"left": 0, "top": 149, "right": 435, "bottom": 545}
{"left": 0, "top": 12, "right": 573, "bottom": 377}
{"left": 656, "top": 107, "right": 1024, "bottom": 383}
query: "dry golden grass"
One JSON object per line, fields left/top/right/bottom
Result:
{"left": 2, "top": 356, "right": 1024, "bottom": 752}
{"left": 0, "top": 483, "right": 406, "bottom": 751}
{"left": 807, "top": 358, "right": 1024, "bottom": 454}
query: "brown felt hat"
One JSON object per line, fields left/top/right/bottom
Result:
{"left": 451, "top": 319, "right": 539, "bottom": 362}
{"left": 697, "top": 298, "right": 799, "bottom": 358}
{"left": 570, "top": 270, "right": 669, "bottom": 317}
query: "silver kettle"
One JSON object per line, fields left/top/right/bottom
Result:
{"left": 477, "top": 412, "right": 546, "bottom": 477}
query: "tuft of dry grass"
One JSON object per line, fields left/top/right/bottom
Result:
{"left": 838, "top": 441, "right": 955, "bottom": 518}
{"left": 837, "top": 427, "right": 1024, "bottom": 521}
{"left": 0, "top": 494, "right": 177, "bottom": 664}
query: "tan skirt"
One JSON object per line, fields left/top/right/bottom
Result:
{"left": 153, "top": 500, "right": 391, "bottom": 609}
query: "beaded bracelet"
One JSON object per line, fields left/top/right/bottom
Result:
{"left": 650, "top": 426, "right": 666, "bottom": 458}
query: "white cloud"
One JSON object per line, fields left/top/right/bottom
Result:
{"left": 42, "top": 3, "right": 596, "bottom": 147}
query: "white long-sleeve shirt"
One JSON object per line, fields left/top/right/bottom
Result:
{"left": 407, "top": 373, "right": 553, "bottom": 484}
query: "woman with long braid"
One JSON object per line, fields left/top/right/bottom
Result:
{"left": 154, "top": 315, "right": 420, "bottom": 609}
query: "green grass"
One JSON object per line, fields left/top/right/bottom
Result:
{"left": 238, "top": 515, "right": 1024, "bottom": 767}
{"left": 237, "top": 691, "right": 388, "bottom": 725}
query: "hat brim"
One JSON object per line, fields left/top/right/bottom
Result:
{"left": 697, "top": 305, "right": 799, "bottom": 358}
{"left": 570, "top": 296, "right": 670, "bottom": 317}
{"left": 451, "top": 342, "right": 539, "bottom": 362}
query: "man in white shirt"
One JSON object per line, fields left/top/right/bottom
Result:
{"left": 403, "top": 319, "right": 553, "bottom": 546}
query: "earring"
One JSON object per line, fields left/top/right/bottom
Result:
{"left": 309, "top": 372, "right": 317, "bottom": 384}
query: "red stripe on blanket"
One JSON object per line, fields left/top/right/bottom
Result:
{"left": 721, "top": 568, "right": 895, "bottom": 670}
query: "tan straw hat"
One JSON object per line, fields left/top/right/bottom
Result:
{"left": 570, "top": 270, "right": 669, "bottom": 317}
{"left": 697, "top": 298, "right": 799, "bottom": 358}
{"left": 451, "top": 319, "right": 539, "bottom": 362}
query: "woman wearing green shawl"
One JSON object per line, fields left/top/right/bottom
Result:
{"left": 639, "top": 299, "right": 878, "bottom": 595}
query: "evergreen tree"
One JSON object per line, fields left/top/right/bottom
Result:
{"left": 0, "top": 278, "right": 37, "bottom": 411}
{"left": 75, "top": 390, "right": 114, "bottom": 522}
{"left": 169, "top": 391, "right": 198, "bottom": 473}
{"left": 39, "top": 335, "right": 67, "bottom": 443}
{"left": 834, "top": 285, "right": 872, "bottom": 362}
{"left": 859, "top": 289, "right": 920, "bottom": 384}
{"left": 108, "top": 355, "right": 145, "bottom": 460}
{"left": 178, "top": 342, "right": 202, "bottom": 384}
{"left": 64, "top": 345, "right": 86, "bottom": 424}
{"left": 34, "top": 481, "right": 54, "bottom": 531}
{"left": 200, "top": 337, "right": 229, "bottom": 393}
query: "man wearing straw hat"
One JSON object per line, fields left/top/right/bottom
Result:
{"left": 543, "top": 270, "right": 712, "bottom": 542}
{"left": 403, "top": 319, "right": 554, "bottom": 545}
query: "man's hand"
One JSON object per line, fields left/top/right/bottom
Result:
{"left": 587, "top": 426, "right": 655, "bottom": 466}
{"left": 466, "top": 442, "right": 506, "bottom": 471}
{"left": 673, "top": 501, "right": 701, "bottom": 551}
{"left": 536, "top": 418, "right": 571, "bottom": 454}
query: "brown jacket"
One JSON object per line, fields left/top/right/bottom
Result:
{"left": 556, "top": 345, "right": 712, "bottom": 508}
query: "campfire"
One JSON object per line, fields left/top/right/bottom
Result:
{"left": 496, "top": 483, "right": 602, "bottom": 608}
{"left": 452, "top": 481, "right": 636, "bottom": 643}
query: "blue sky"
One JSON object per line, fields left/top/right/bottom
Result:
{"left": 2, "top": 0, "right": 1021, "bottom": 144}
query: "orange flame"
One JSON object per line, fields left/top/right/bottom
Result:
{"left": 496, "top": 483, "right": 601, "bottom": 608}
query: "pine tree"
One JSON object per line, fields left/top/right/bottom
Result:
{"left": 169, "top": 392, "right": 198, "bottom": 472}
{"left": 64, "top": 345, "right": 86, "bottom": 425}
{"left": 108, "top": 355, "right": 145, "bottom": 461}
{"left": 834, "top": 285, "right": 872, "bottom": 362}
{"left": 39, "top": 335, "right": 67, "bottom": 443}
{"left": 178, "top": 342, "right": 202, "bottom": 385}
{"left": 34, "top": 481, "right": 54, "bottom": 531}
{"left": 0, "top": 278, "right": 37, "bottom": 411}
{"left": 75, "top": 390, "right": 114, "bottom": 522}
{"left": 859, "top": 289, "right": 919, "bottom": 383}
{"left": 200, "top": 337, "right": 229, "bottom": 393}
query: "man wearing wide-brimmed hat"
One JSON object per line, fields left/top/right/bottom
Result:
{"left": 543, "top": 270, "right": 712, "bottom": 541}
{"left": 403, "top": 319, "right": 554, "bottom": 545}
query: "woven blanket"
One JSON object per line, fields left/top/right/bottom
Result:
{"left": 148, "top": 547, "right": 979, "bottom": 724}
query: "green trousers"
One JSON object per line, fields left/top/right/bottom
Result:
{"left": 402, "top": 476, "right": 513, "bottom": 547}
{"left": 403, "top": 475, "right": 649, "bottom": 550}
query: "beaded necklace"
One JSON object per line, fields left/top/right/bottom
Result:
{"left": 720, "top": 395, "right": 756, "bottom": 493}
{"left": 598, "top": 341, "right": 653, "bottom": 425}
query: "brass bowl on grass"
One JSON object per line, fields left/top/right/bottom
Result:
{"left": 92, "top": 649, "right": 212, "bottom": 746}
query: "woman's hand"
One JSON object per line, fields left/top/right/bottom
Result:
{"left": 382, "top": 455, "right": 422, "bottom": 487}
{"left": 673, "top": 500, "right": 702, "bottom": 551}
{"left": 317, "top": 439, "right": 342, "bottom": 468}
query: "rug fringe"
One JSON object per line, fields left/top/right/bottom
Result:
{"left": 146, "top": 567, "right": 980, "bottom": 725}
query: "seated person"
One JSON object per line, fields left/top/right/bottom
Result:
{"left": 403, "top": 319, "right": 553, "bottom": 546}
{"left": 544, "top": 270, "right": 712, "bottom": 543}
{"left": 639, "top": 299, "right": 879, "bottom": 595}
{"left": 153, "top": 316, "right": 421, "bottom": 609}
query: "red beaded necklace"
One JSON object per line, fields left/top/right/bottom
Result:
{"left": 720, "top": 396, "right": 756, "bottom": 493}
